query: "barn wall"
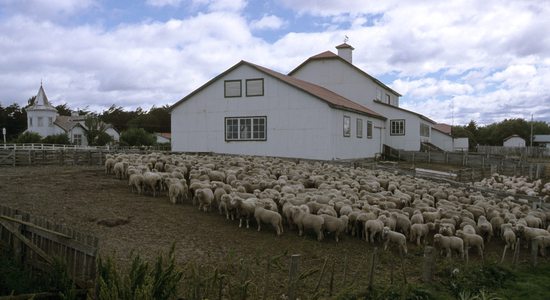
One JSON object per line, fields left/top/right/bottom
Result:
{"left": 329, "top": 110, "right": 385, "bottom": 159}
{"left": 370, "top": 102, "right": 423, "bottom": 151}
{"left": 431, "top": 130, "right": 453, "bottom": 151}
{"left": 171, "top": 64, "right": 337, "bottom": 160}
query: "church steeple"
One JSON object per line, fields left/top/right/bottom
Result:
{"left": 28, "top": 84, "right": 57, "bottom": 112}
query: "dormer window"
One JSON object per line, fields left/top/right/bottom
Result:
{"left": 385, "top": 93, "right": 391, "bottom": 104}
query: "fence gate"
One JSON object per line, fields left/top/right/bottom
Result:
{"left": 0, "top": 205, "right": 99, "bottom": 289}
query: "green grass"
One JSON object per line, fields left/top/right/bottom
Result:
{"left": 498, "top": 263, "right": 550, "bottom": 300}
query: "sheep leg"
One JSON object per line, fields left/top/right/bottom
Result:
{"left": 246, "top": 218, "right": 250, "bottom": 229}
{"left": 500, "top": 245, "right": 508, "bottom": 263}
{"left": 239, "top": 218, "right": 243, "bottom": 228}
{"left": 257, "top": 218, "right": 261, "bottom": 232}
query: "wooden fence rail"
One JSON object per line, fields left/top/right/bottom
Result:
{"left": 0, "top": 205, "right": 99, "bottom": 288}
{"left": 386, "top": 149, "right": 546, "bottom": 180}
{"left": 0, "top": 149, "right": 108, "bottom": 167}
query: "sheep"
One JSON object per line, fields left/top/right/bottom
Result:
{"left": 254, "top": 206, "right": 283, "bottom": 236}
{"left": 219, "top": 194, "right": 236, "bottom": 220}
{"left": 291, "top": 206, "right": 325, "bottom": 241}
{"left": 234, "top": 197, "right": 257, "bottom": 228}
{"left": 105, "top": 158, "right": 116, "bottom": 174}
{"left": 477, "top": 215, "right": 494, "bottom": 242}
{"left": 143, "top": 171, "right": 162, "bottom": 197}
{"left": 128, "top": 173, "right": 144, "bottom": 195}
{"left": 516, "top": 224, "right": 550, "bottom": 248}
{"left": 410, "top": 222, "right": 435, "bottom": 246}
{"left": 392, "top": 212, "right": 411, "bottom": 236}
{"left": 433, "top": 233, "right": 464, "bottom": 259}
{"left": 410, "top": 210, "right": 424, "bottom": 225}
{"left": 382, "top": 226, "right": 408, "bottom": 254}
{"left": 501, "top": 223, "right": 517, "bottom": 251}
{"left": 364, "top": 215, "right": 387, "bottom": 243}
{"left": 534, "top": 236, "right": 550, "bottom": 257}
{"left": 168, "top": 179, "right": 188, "bottom": 204}
{"left": 195, "top": 188, "right": 214, "bottom": 212}
{"left": 456, "top": 230, "right": 484, "bottom": 260}
{"left": 320, "top": 214, "right": 349, "bottom": 243}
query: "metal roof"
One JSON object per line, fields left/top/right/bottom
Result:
{"left": 26, "top": 84, "right": 57, "bottom": 112}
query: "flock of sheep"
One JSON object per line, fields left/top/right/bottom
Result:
{"left": 104, "top": 153, "right": 550, "bottom": 261}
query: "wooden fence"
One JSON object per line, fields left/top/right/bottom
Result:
{"left": 0, "top": 205, "right": 99, "bottom": 288}
{"left": 389, "top": 150, "right": 546, "bottom": 179}
{"left": 0, "top": 149, "right": 108, "bottom": 167}
{"left": 477, "top": 145, "right": 550, "bottom": 158}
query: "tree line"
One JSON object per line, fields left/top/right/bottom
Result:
{"left": 0, "top": 98, "right": 171, "bottom": 146}
{"left": 452, "top": 118, "right": 550, "bottom": 150}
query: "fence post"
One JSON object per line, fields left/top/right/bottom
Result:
{"left": 262, "top": 259, "right": 271, "bottom": 300}
{"left": 422, "top": 246, "right": 435, "bottom": 283}
{"left": 368, "top": 247, "right": 378, "bottom": 291}
{"left": 531, "top": 239, "right": 538, "bottom": 267}
{"left": 12, "top": 149, "right": 16, "bottom": 166}
{"left": 13, "top": 214, "right": 24, "bottom": 264}
{"left": 287, "top": 254, "right": 301, "bottom": 300}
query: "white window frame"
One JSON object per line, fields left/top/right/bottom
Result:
{"left": 224, "top": 80, "right": 242, "bottom": 98}
{"left": 343, "top": 116, "right": 351, "bottom": 137}
{"left": 225, "top": 116, "right": 266, "bottom": 141}
{"left": 390, "top": 119, "right": 405, "bottom": 136}
{"left": 48, "top": 117, "right": 53, "bottom": 127}
{"left": 385, "top": 93, "right": 391, "bottom": 104}
{"left": 37, "top": 117, "right": 43, "bottom": 127}
{"left": 420, "top": 123, "right": 430, "bottom": 137}
{"left": 29, "top": 117, "right": 33, "bottom": 127}
{"left": 367, "top": 121, "right": 373, "bottom": 139}
{"left": 246, "top": 78, "right": 264, "bottom": 97}
{"left": 356, "top": 118, "right": 363, "bottom": 138}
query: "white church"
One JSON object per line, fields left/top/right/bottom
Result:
{"left": 25, "top": 85, "right": 120, "bottom": 146}
{"left": 170, "top": 43, "right": 459, "bottom": 160}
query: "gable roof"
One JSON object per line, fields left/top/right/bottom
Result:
{"left": 433, "top": 123, "right": 452, "bottom": 134}
{"left": 170, "top": 60, "right": 386, "bottom": 120}
{"left": 503, "top": 134, "right": 525, "bottom": 142}
{"left": 534, "top": 135, "right": 550, "bottom": 143}
{"left": 54, "top": 115, "right": 85, "bottom": 132}
{"left": 373, "top": 100, "right": 436, "bottom": 124}
{"left": 288, "top": 50, "right": 402, "bottom": 97}
{"left": 27, "top": 84, "right": 57, "bottom": 112}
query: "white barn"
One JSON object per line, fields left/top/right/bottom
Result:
{"left": 171, "top": 43, "right": 453, "bottom": 160}
{"left": 25, "top": 85, "right": 120, "bottom": 146}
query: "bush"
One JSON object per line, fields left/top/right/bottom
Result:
{"left": 41, "top": 133, "right": 70, "bottom": 144}
{"left": 15, "top": 132, "right": 42, "bottom": 143}
{"left": 120, "top": 128, "right": 156, "bottom": 146}
{"left": 95, "top": 132, "right": 113, "bottom": 146}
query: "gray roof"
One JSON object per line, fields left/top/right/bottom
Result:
{"left": 26, "top": 85, "right": 57, "bottom": 112}
{"left": 534, "top": 135, "right": 550, "bottom": 143}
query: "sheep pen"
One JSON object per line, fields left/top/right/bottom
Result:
{"left": 2, "top": 153, "right": 550, "bottom": 298}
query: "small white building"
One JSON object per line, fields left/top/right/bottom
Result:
{"left": 155, "top": 132, "right": 171, "bottom": 144}
{"left": 503, "top": 135, "right": 526, "bottom": 147}
{"left": 171, "top": 43, "right": 453, "bottom": 160}
{"left": 25, "top": 85, "right": 120, "bottom": 145}
{"left": 534, "top": 135, "right": 550, "bottom": 149}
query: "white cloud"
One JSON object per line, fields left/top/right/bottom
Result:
{"left": 250, "top": 14, "right": 285, "bottom": 30}
{"left": 146, "top": 0, "right": 185, "bottom": 7}
{"left": 0, "top": 0, "right": 96, "bottom": 18}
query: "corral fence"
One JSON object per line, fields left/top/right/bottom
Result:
{"left": 0, "top": 148, "right": 109, "bottom": 167}
{"left": 477, "top": 145, "right": 550, "bottom": 158}
{"left": 1, "top": 143, "right": 171, "bottom": 152}
{"left": 385, "top": 147, "right": 546, "bottom": 180}
{"left": 0, "top": 205, "right": 99, "bottom": 289}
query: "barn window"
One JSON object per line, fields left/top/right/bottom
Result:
{"left": 356, "top": 118, "right": 363, "bottom": 138}
{"left": 73, "top": 134, "right": 82, "bottom": 145}
{"left": 37, "top": 117, "right": 43, "bottom": 127}
{"left": 224, "top": 80, "right": 242, "bottom": 98}
{"left": 225, "top": 117, "right": 266, "bottom": 141}
{"left": 343, "top": 116, "right": 351, "bottom": 137}
{"left": 390, "top": 119, "right": 405, "bottom": 136}
{"left": 420, "top": 123, "right": 430, "bottom": 137}
{"left": 385, "top": 93, "right": 391, "bottom": 104}
{"left": 246, "top": 78, "right": 264, "bottom": 97}
{"left": 367, "top": 121, "right": 373, "bottom": 139}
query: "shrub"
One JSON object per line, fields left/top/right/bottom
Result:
{"left": 15, "top": 131, "right": 42, "bottom": 143}
{"left": 41, "top": 133, "right": 70, "bottom": 144}
{"left": 119, "top": 128, "right": 156, "bottom": 146}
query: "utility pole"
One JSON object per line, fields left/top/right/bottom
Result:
{"left": 2, "top": 127, "right": 5, "bottom": 145}
{"left": 530, "top": 114, "right": 534, "bottom": 147}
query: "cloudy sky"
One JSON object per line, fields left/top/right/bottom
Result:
{"left": 1, "top": 0, "right": 549, "bottom": 125}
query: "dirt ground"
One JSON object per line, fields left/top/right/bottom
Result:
{"left": 0, "top": 165, "right": 546, "bottom": 298}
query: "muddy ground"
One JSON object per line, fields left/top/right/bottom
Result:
{"left": 0, "top": 165, "right": 545, "bottom": 298}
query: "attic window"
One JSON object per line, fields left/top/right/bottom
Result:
{"left": 246, "top": 78, "right": 264, "bottom": 97}
{"left": 385, "top": 93, "right": 391, "bottom": 104}
{"left": 224, "top": 80, "right": 242, "bottom": 98}
{"left": 343, "top": 116, "right": 351, "bottom": 137}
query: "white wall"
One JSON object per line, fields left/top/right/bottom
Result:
{"left": 503, "top": 137, "right": 526, "bottom": 147}
{"left": 329, "top": 110, "right": 385, "bottom": 159}
{"left": 26, "top": 109, "right": 59, "bottom": 137}
{"left": 291, "top": 59, "right": 399, "bottom": 108}
{"left": 370, "top": 102, "right": 425, "bottom": 151}
{"left": 431, "top": 130, "right": 453, "bottom": 151}
{"left": 453, "top": 137, "right": 469, "bottom": 151}
{"left": 105, "top": 128, "right": 120, "bottom": 142}
{"left": 171, "top": 64, "right": 381, "bottom": 160}
{"left": 69, "top": 126, "right": 88, "bottom": 146}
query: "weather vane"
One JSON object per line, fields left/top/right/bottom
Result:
{"left": 344, "top": 35, "right": 349, "bottom": 43}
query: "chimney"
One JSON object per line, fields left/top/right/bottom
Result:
{"left": 336, "top": 43, "right": 354, "bottom": 64}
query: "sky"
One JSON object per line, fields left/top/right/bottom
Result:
{"left": 0, "top": 0, "right": 549, "bottom": 126}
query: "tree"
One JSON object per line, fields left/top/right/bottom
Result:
{"left": 84, "top": 114, "right": 108, "bottom": 146}
{"left": 0, "top": 104, "right": 28, "bottom": 141}
{"left": 120, "top": 128, "right": 156, "bottom": 146}
{"left": 41, "top": 133, "right": 70, "bottom": 144}
{"left": 100, "top": 105, "right": 142, "bottom": 132}
{"left": 95, "top": 132, "right": 113, "bottom": 146}
{"left": 16, "top": 132, "right": 41, "bottom": 143}
{"left": 55, "top": 104, "right": 72, "bottom": 116}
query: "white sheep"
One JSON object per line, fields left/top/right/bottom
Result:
{"left": 254, "top": 206, "right": 283, "bottom": 236}
{"left": 290, "top": 206, "right": 325, "bottom": 241}
{"left": 456, "top": 230, "right": 484, "bottom": 260}
{"left": 320, "top": 214, "right": 349, "bottom": 243}
{"left": 234, "top": 197, "right": 257, "bottom": 228}
{"left": 364, "top": 215, "right": 387, "bottom": 243}
{"left": 382, "top": 226, "right": 408, "bottom": 254}
{"left": 143, "top": 171, "right": 162, "bottom": 197}
{"left": 128, "top": 173, "right": 144, "bottom": 195}
{"left": 410, "top": 222, "right": 435, "bottom": 246}
{"left": 433, "top": 233, "right": 464, "bottom": 259}
{"left": 195, "top": 188, "right": 214, "bottom": 212}
{"left": 534, "top": 235, "right": 550, "bottom": 257}
{"left": 501, "top": 223, "right": 516, "bottom": 251}
{"left": 477, "top": 215, "right": 494, "bottom": 242}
